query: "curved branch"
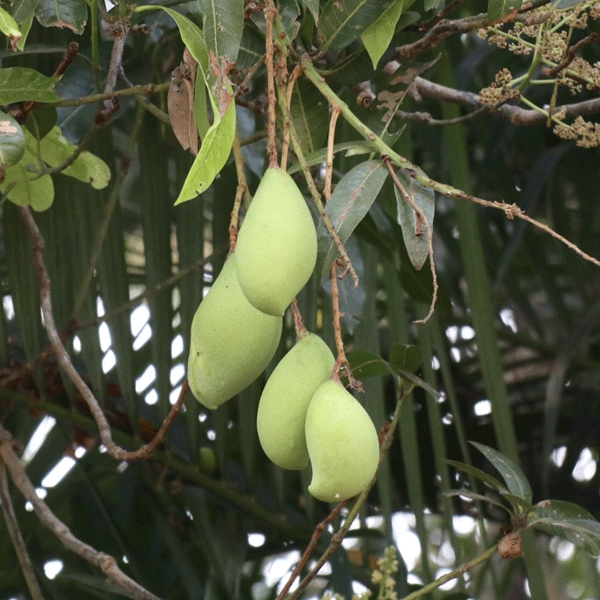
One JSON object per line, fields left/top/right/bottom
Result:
{"left": 0, "top": 426, "right": 162, "bottom": 600}
{"left": 413, "top": 76, "right": 600, "bottom": 125}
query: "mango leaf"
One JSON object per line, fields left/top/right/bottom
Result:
{"left": 487, "top": 0, "right": 522, "bottom": 21}
{"left": 471, "top": 441, "right": 533, "bottom": 503}
{"left": 389, "top": 344, "right": 423, "bottom": 375}
{"left": 317, "top": 160, "right": 388, "bottom": 279}
{"left": 35, "top": 0, "right": 87, "bottom": 33}
{"left": 396, "top": 370, "right": 440, "bottom": 400}
{"left": 301, "top": 0, "right": 319, "bottom": 21}
{"left": 347, "top": 350, "right": 392, "bottom": 379}
{"left": 198, "top": 0, "right": 244, "bottom": 61}
{"left": 444, "top": 489, "right": 511, "bottom": 513}
{"left": 318, "top": 0, "right": 396, "bottom": 51}
{"left": 394, "top": 168, "right": 435, "bottom": 270}
{"left": 24, "top": 105, "right": 58, "bottom": 140}
{"left": 361, "top": 0, "right": 404, "bottom": 69}
{"left": 39, "top": 126, "right": 111, "bottom": 189}
{"left": 500, "top": 492, "right": 534, "bottom": 515}
{"left": 175, "top": 97, "right": 236, "bottom": 203}
{"left": 136, "top": 6, "right": 236, "bottom": 201}
{"left": 0, "top": 111, "right": 26, "bottom": 169}
{"left": 0, "top": 67, "right": 60, "bottom": 104}
{"left": 0, "top": 6, "right": 22, "bottom": 49}
{"left": 288, "top": 78, "right": 329, "bottom": 155}
{"left": 446, "top": 459, "right": 509, "bottom": 493}
{"left": 529, "top": 501, "right": 600, "bottom": 555}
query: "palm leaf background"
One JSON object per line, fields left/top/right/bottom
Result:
{"left": 2, "top": 1, "right": 600, "bottom": 599}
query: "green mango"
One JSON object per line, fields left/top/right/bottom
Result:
{"left": 257, "top": 333, "right": 335, "bottom": 470}
{"left": 235, "top": 167, "right": 317, "bottom": 316}
{"left": 187, "top": 254, "right": 282, "bottom": 409}
{"left": 305, "top": 380, "right": 379, "bottom": 502}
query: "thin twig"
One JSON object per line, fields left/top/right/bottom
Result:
{"left": 0, "top": 464, "right": 45, "bottom": 600}
{"left": 384, "top": 158, "right": 438, "bottom": 323}
{"left": 324, "top": 107, "right": 342, "bottom": 201}
{"left": 0, "top": 425, "right": 162, "bottom": 600}
{"left": 542, "top": 32, "right": 599, "bottom": 77}
{"left": 276, "top": 499, "right": 349, "bottom": 600}
{"left": 329, "top": 261, "right": 362, "bottom": 390}
{"left": 264, "top": 0, "right": 279, "bottom": 168}
{"left": 18, "top": 207, "right": 189, "bottom": 461}
{"left": 230, "top": 131, "right": 250, "bottom": 252}
{"left": 54, "top": 81, "right": 172, "bottom": 108}
{"left": 281, "top": 64, "right": 302, "bottom": 169}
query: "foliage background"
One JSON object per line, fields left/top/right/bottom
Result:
{"left": 2, "top": 0, "right": 600, "bottom": 599}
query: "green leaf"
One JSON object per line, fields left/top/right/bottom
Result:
{"left": 198, "top": 0, "right": 244, "bottom": 61}
{"left": 35, "top": 0, "right": 87, "bottom": 32}
{"left": 487, "top": 0, "right": 522, "bottom": 21}
{"left": 316, "top": 160, "right": 388, "bottom": 279}
{"left": 0, "top": 67, "right": 60, "bottom": 104}
{"left": 444, "top": 489, "right": 511, "bottom": 513}
{"left": 530, "top": 499, "right": 598, "bottom": 524}
{"left": 445, "top": 459, "right": 509, "bottom": 493}
{"left": 470, "top": 441, "right": 533, "bottom": 503}
{"left": 301, "top": 0, "right": 319, "bottom": 21}
{"left": 500, "top": 491, "right": 534, "bottom": 515}
{"left": 0, "top": 6, "right": 22, "bottom": 48}
{"left": 347, "top": 350, "right": 392, "bottom": 379}
{"left": 288, "top": 78, "right": 329, "bottom": 155}
{"left": 175, "top": 96, "right": 236, "bottom": 203}
{"left": 361, "top": 0, "right": 404, "bottom": 69}
{"left": 39, "top": 127, "right": 110, "bottom": 189}
{"left": 529, "top": 510, "right": 600, "bottom": 556}
{"left": 0, "top": 111, "right": 26, "bottom": 168}
{"left": 389, "top": 343, "right": 423, "bottom": 374}
{"left": 394, "top": 168, "right": 435, "bottom": 270}
{"left": 0, "top": 153, "right": 54, "bottom": 210}
{"left": 318, "top": 0, "right": 396, "bottom": 51}
{"left": 137, "top": 5, "right": 236, "bottom": 201}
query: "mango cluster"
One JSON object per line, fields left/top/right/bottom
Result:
{"left": 187, "top": 167, "right": 379, "bottom": 501}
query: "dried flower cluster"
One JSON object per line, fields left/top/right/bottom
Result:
{"left": 477, "top": 0, "right": 600, "bottom": 146}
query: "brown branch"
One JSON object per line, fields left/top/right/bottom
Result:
{"left": 264, "top": 0, "right": 279, "bottom": 168}
{"left": 17, "top": 206, "right": 190, "bottom": 461}
{"left": 290, "top": 298, "right": 307, "bottom": 340}
{"left": 0, "top": 464, "right": 45, "bottom": 600}
{"left": 276, "top": 499, "right": 349, "bottom": 600}
{"left": 542, "top": 33, "right": 600, "bottom": 77}
{"left": 330, "top": 262, "right": 362, "bottom": 391}
{"left": 0, "top": 425, "right": 162, "bottom": 600}
{"left": 413, "top": 76, "right": 600, "bottom": 125}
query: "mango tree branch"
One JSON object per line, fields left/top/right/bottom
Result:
{"left": 0, "top": 464, "right": 45, "bottom": 600}
{"left": 0, "top": 425, "right": 162, "bottom": 600}
{"left": 301, "top": 57, "right": 600, "bottom": 269}
{"left": 18, "top": 206, "right": 188, "bottom": 462}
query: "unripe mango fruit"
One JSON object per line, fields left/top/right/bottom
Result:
{"left": 305, "top": 380, "right": 379, "bottom": 502}
{"left": 187, "top": 254, "right": 282, "bottom": 409}
{"left": 235, "top": 167, "right": 317, "bottom": 316}
{"left": 257, "top": 333, "right": 335, "bottom": 470}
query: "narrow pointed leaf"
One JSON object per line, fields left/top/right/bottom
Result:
{"left": 198, "top": 0, "right": 244, "bottom": 61}
{"left": 0, "top": 7, "right": 21, "bottom": 48}
{"left": 318, "top": 0, "right": 396, "bottom": 51}
{"left": 529, "top": 517, "right": 600, "bottom": 556}
{"left": 500, "top": 492, "right": 534, "bottom": 515}
{"left": 316, "top": 160, "right": 388, "bottom": 279}
{"left": 361, "top": 0, "right": 404, "bottom": 69}
{"left": 394, "top": 168, "right": 435, "bottom": 270}
{"left": 446, "top": 459, "right": 509, "bottom": 493}
{"left": 444, "top": 489, "right": 511, "bottom": 513}
{"left": 288, "top": 78, "right": 329, "bottom": 155}
{"left": 347, "top": 350, "right": 392, "bottom": 379}
{"left": 471, "top": 441, "right": 532, "bottom": 503}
